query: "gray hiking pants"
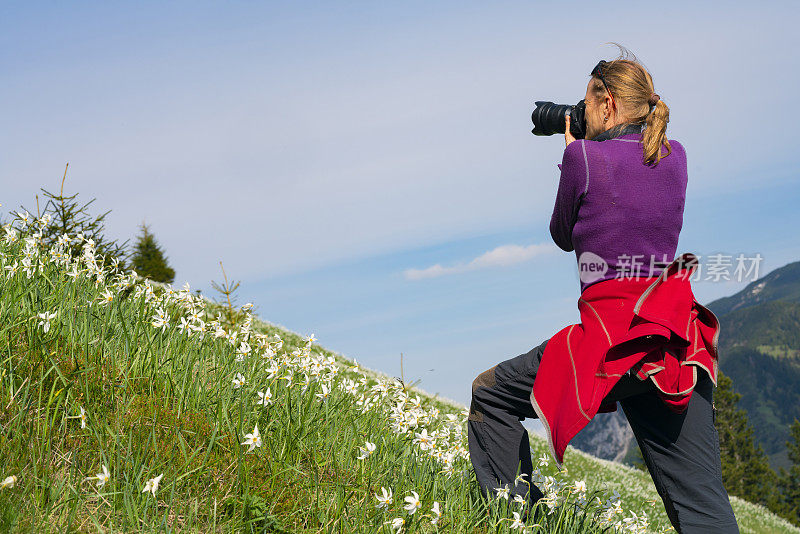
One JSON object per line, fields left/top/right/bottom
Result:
{"left": 467, "top": 338, "right": 740, "bottom": 533}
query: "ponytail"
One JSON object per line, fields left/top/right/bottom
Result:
{"left": 592, "top": 43, "right": 673, "bottom": 167}
{"left": 642, "top": 99, "right": 671, "bottom": 167}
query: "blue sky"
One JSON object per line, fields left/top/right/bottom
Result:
{"left": 2, "top": 1, "right": 799, "bottom": 411}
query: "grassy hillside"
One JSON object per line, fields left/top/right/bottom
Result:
{"left": 0, "top": 215, "right": 797, "bottom": 533}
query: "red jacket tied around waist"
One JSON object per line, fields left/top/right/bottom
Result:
{"left": 530, "top": 253, "right": 720, "bottom": 467}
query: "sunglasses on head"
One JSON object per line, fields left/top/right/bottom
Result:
{"left": 591, "top": 60, "right": 616, "bottom": 110}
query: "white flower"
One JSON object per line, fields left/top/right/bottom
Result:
{"left": 256, "top": 388, "right": 273, "bottom": 407}
{"left": 305, "top": 333, "right": 316, "bottom": 344}
{"left": 142, "top": 473, "right": 163, "bottom": 497}
{"left": 544, "top": 492, "right": 558, "bottom": 513}
{"left": 573, "top": 479, "right": 587, "bottom": 494}
{"left": 37, "top": 311, "right": 57, "bottom": 333}
{"left": 178, "top": 316, "right": 192, "bottom": 334}
{"left": 375, "top": 486, "right": 392, "bottom": 509}
{"left": 356, "top": 441, "right": 376, "bottom": 460}
{"left": 513, "top": 493, "right": 527, "bottom": 507}
{"left": 0, "top": 475, "right": 17, "bottom": 489}
{"left": 241, "top": 425, "right": 262, "bottom": 452}
{"left": 413, "top": 429, "right": 433, "bottom": 451}
{"left": 88, "top": 465, "right": 110, "bottom": 488}
{"left": 236, "top": 341, "right": 252, "bottom": 361}
{"left": 340, "top": 379, "right": 358, "bottom": 395}
{"left": 315, "top": 383, "right": 331, "bottom": 401}
{"left": 232, "top": 373, "right": 246, "bottom": 389}
{"left": 387, "top": 517, "right": 405, "bottom": 532}
{"left": 79, "top": 406, "right": 88, "bottom": 429}
{"left": 100, "top": 289, "right": 114, "bottom": 305}
{"left": 403, "top": 491, "right": 421, "bottom": 515}
{"left": 150, "top": 308, "right": 169, "bottom": 330}
{"left": 510, "top": 511, "right": 525, "bottom": 530}
{"left": 537, "top": 453, "right": 549, "bottom": 467}
{"left": 494, "top": 484, "right": 510, "bottom": 500}
{"left": 430, "top": 501, "right": 442, "bottom": 525}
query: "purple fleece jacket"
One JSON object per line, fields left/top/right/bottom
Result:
{"left": 550, "top": 123, "right": 688, "bottom": 293}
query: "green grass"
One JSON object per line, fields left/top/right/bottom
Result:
{"left": 0, "top": 216, "right": 797, "bottom": 533}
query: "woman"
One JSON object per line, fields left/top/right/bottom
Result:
{"left": 467, "top": 50, "right": 740, "bottom": 533}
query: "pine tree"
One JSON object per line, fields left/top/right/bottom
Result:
{"left": 714, "top": 371, "right": 780, "bottom": 508}
{"left": 17, "top": 163, "right": 130, "bottom": 270}
{"left": 778, "top": 419, "right": 800, "bottom": 526}
{"left": 131, "top": 222, "right": 175, "bottom": 284}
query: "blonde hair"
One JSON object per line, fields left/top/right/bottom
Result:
{"left": 589, "top": 43, "right": 671, "bottom": 167}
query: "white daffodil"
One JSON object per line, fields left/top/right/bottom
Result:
{"left": 403, "top": 491, "right": 421, "bottom": 515}
{"left": 299, "top": 374, "right": 311, "bottom": 393}
{"left": 88, "top": 464, "right": 110, "bottom": 488}
{"left": 387, "top": 517, "right": 404, "bottom": 532}
{"left": 0, "top": 475, "right": 17, "bottom": 489}
{"left": 305, "top": 333, "right": 316, "bottom": 344}
{"left": 236, "top": 341, "right": 251, "bottom": 362}
{"left": 537, "top": 453, "right": 549, "bottom": 467}
{"left": 142, "top": 473, "right": 163, "bottom": 497}
{"left": 413, "top": 429, "right": 433, "bottom": 451}
{"left": 232, "top": 373, "right": 246, "bottom": 389}
{"left": 573, "top": 479, "right": 587, "bottom": 494}
{"left": 513, "top": 493, "right": 527, "bottom": 507}
{"left": 100, "top": 289, "right": 114, "bottom": 305}
{"left": 256, "top": 388, "right": 273, "bottom": 407}
{"left": 340, "top": 379, "right": 358, "bottom": 395}
{"left": 510, "top": 511, "right": 525, "bottom": 530}
{"left": 150, "top": 308, "right": 169, "bottom": 330}
{"left": 315, "top": 383, "right": 331, "bottom": 401}
{"left": 430, "top": 501, "right": 442, "bottom": 525}
{"left": 375, "top": 486, "right": 392, "bottom": 509}
{"left": 241, "top": 425, "right": 262, "bottom": 452}
{"left": 178, "top": 316, "right": 191, "bottom": 334}
{"left": 356, "top": 441, "right": 376, "bottom": 460}
{"left": 494, "top": 484, "right": 510, "bottom": 500}
{"left": 37, "top": 311, "right": 57, "bottom": 333}
{"left": 79, "top": 406, "right": 88, "bottom": 429}
{"left": 544, "top": 492, "right": 558, "bottom": 514}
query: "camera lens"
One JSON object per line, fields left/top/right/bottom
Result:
{"left": 531, "top": 100, "right": 587, "bottom": 139}
{"left": 531, "top": 101, "right": 572, "bottom": 136}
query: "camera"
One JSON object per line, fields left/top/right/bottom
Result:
{"left": 531, "top": 99, "right": 587, "bottom": 139}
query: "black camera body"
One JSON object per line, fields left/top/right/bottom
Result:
{"left": 531, "top": 100, "right": 588, "bottom": 139}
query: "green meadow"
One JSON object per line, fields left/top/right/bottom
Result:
{"left": 1, "top": 214, "right": 797, "bottom": 533}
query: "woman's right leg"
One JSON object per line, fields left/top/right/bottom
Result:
{"left": 620, "top": 371, "right": 739, "bottom": 533}
{"left": 467, "top": 338, "right": 549, "bottom": 504}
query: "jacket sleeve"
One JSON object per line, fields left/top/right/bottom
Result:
{"left": 549, "top": 140, "right": 589, "bottom": 252}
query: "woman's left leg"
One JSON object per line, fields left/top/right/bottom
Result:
{"left": 467, "top": 338, "right": 549, "bottom": 504}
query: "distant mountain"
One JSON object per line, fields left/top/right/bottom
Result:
{"left": 570, "top": 260, "right": 800, "bottom": 471}
{"left": 706, "top": 260, "right": 800, "bottom": 470}
{"left": 706, "top": 260, "right": 800, "bottom": 316}
{"left": 570, "top": 409, "right": 634, "bottom": 463}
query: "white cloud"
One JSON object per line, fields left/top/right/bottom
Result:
{"left": 404, "top": 243, "right": 558, "bottom": 280}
